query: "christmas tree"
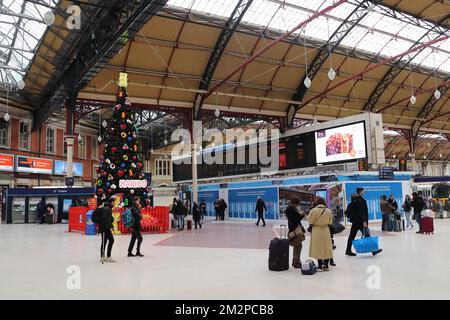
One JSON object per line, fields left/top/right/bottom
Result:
{"left": 95, "top": 87, "right": 149, "bottom": 207}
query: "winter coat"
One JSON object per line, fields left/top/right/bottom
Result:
{"left": 131, "top": 205, "right": 142, "bottom": 231}
{"left": 100, "top": 203, "right": 113, "bottom": 232}
{"left": 286, "top": 204, "right": 304, "bottom": 233}
{"left": 255, "top": 199, "right": 267, "bottom": 215}
{"left": 308, "top": 205, "right": 333, "bottom": 260}
{"left": 192, "top": 203, "right": 201, "bottom": 221}
{"left": 346, "top": 194, "right": 369, "bottom": 227}
{"left": 380, "top": 200, "right": 394, "bottom": 214}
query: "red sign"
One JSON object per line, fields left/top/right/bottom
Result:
{"left": 16, "top": 156, "right": 53, "bottom": 174}
{"left": 0, "top": 154, "right": 14, "bottom": 172}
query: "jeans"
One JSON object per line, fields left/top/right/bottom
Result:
{"left": 415, "top": 212, "right": 422, "bottom": 229}
{"left": 194, "top": 219, "right": 202, "bottom": 229}
{"left": 405, "top": 211, "right": 413, "bottom": 228}
{"left": 176, "top": 215, "right": 185, "bottom": 230}
{"left": 101, "top": 229, "right": 114, "bottom": 258}
{"left": 128, "top": 229, "right": 143, "bottom": 254}
{"left": 381, "top": 213, "right": 389, "bottom": 231}
{"left": 293, "top": 243, "right": 302, "bottom": 263}
{"left": 346, "top": 223, "right": 364, "bottom": 253}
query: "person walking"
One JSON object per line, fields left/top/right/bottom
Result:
{"left": 412, "top": 192, "right": 425, "bottom": 234}
{"left": 345, "top": 187, "right": 382, "bottom": 257}
{"left": 255, "top": 197, "right": 267, "bottom": 227}
{"left": 192, "top": 201, "right": 202, "bottom": 229}
{"left": 285, "top": 197, "right": 305, "bottom": 269}
{"left": 308, "top": 197, "right": 333, "bottom": 271}
{"left": 37, "top": 199, "right": 46, "bottom": 224}
{"left": 175, "top": 199, "right": 186, "bottom": 231}
{"left": 128, "top": 197, "right": 144, "bottom": 257}
{"left": 100, "top": 198, "right": 116, "bottom": 263}
{"left": 380, "top": 195, "right": 394, "bottom": 231}
{"left": 403, "top": 195, "right": 414, "bottom": 229}
{"left": 219, "top": 199, "right": 227, "bottom": 221}
{"left": 214, "top": 198, "right": 220, "bottom": 221}
{"left": 200, "top": 199, "right": 207, "bottom": 220}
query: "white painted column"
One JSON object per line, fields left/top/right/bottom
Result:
{"left": 192, "top": 142, "right": 198, "bottom": 205}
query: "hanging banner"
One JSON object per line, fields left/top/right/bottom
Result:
{"left": 16, "top": 156, "right": 53, "bottom": 174}
{"left": 54, "top": 160, "right": 83, "bottom": 177}
{"left": 0, "top": 154, "right": 14, "bottom": 172}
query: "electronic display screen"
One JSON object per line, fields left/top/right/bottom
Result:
{"left": 315, "top": 122, "right": 366, "bottom": 164}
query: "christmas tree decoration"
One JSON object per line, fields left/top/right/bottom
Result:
{"left": 95, "top": 86, "right": 149, "bottom": 207}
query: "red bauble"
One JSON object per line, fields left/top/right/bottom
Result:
{"left": 107, "top": 189, "right": 113, "bottom": 194}
{"left": 111, "top": 147, "right": 118, "bottom": 153}
{"left": 118, "top": 170, "right": 124, "bottom": 177}
{"left": 102, "top": 171, "right": 108, "bottom": 176}
{"left": 120, "top": 124, "right": 126, "bottom": 130}
{"left": 138, "top": 162, "right": 143, "bottom": 169}
{"left": 132, "top": 156, "right": 137, "bottom": 161}
{"left": 96, "top": 168, "right": 101, "bottom": 173}
{"left": 97, "top": 189, "right": 104, "bottom": 195}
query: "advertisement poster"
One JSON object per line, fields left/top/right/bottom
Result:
{"left": 54, "top": 160, "right": 83, "bottom": 177}
{"left": 198, "top": 190, "right": 219, "bottom": 217}
{"left": 315, "top": 122, "right": 366, "bottom": 164}
{"left": 16, "top": 156, "right": 53, "bottom": 174}
{"left": 63, "top": 199, "right": 72, "bottom": 213}
{"left": 0, "top": 154, "right": 14, "bottom": 172}
{"left": 345, "top": 182, "right": 403, "bottom": 220}
{"left": 228, "top": 187, "right": 278, "bottom": 220}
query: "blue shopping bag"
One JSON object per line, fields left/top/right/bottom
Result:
{"left": 352, "top": 228, "right": 379, "bottom": 254}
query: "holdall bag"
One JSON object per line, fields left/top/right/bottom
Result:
{"left": 352, "top": 228, "right": 379, "bottom": 254}
{"left": 301, "top": 259, "right": 317, "bottom": 275}
{"left": 121, "top": 209, "right": 135, "bottom": 228}
{"left": 268, "top": 225, "right": 289, "bottom": 271}
{"left": 288, "top": 225, "right": 305, "bottom": 247}
{"left": 329, "top": 220, "right": 345, "bottom": 235}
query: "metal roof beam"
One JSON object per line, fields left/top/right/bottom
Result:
{"left": 364, "top": 14, "right": 450, "bottom": 112}
{"left": 411, "top": 76, "right": 450, "bottom": 139}
{"left": 286, "top": 0, "right": 371, "bottom": 127}
{"left": 33, "top": 0, "right": 168, "bottom": 131}
{"left": 193, "top": 0, "right": 254, "bottom": 120}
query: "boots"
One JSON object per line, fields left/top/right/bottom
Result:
{"left": 292, "top": 260, "right": 302, "bottom": 269}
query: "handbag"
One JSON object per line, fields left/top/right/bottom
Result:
{"left": 288, "top": 225, "right": 305, "bottom": 246}
{"left": 307, "top": 208, "right": 326, "bottom": 233}
{"left": 329, "top": 220, "right": 345, "bottom": 235}
{"left": 352, "top": 228, "right": 379, "bottom": 254}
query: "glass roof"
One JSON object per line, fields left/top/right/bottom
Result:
{"left": 0, "top": 0, "right": 57, "bottom": 87}
{"left": 167, "top": 0, "right": 450, "bottom": 74}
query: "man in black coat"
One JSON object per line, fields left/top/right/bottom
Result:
{"left": 100, "top": 198, "right": 115, "bottom": 263}
{"left": 285, "top": 197, "right": 304, "bottom": 268}
{"left": 411, "top": 192, "right": 425, "bottom": 233}
{"left": 255, "top": 197, "right": 267, "bottom": 227}
{"left": 345, "top": 187, "right": 382, "bottom": 256}
{"left": 128, "top": 197, "right": 144, "bottom": 257}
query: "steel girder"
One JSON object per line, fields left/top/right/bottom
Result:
{"left": 33, "top": 0, "right": 168, "bottom": 131}
{"left": 286, "top": 0, "right": 371, "bottom": 127}
{"left": 411, "top": 76, "right": 450, "bottom": 140}
{"left": 364, "top": 14, "right": 449, "bottom": 112}
{"left": 193, "top": 0, "right": 254, "bottom": 120}
{"left": 427, "top": 138, "right": 447, "bottom": 160}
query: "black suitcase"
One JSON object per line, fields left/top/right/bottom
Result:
{"left": 268, "top": 225, "right": 289, "bottom": 271}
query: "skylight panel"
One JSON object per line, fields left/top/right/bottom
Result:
{"left": 167, "top": 0, "right": 241, "bottom": 18}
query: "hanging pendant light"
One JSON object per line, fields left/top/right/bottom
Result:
{"left": 17, "top": 80, "right": 25, "bottom": 90}
{"left": 102, "top": 120, "right": 107, "bottom": 128}
{"left": 3, "top": 113, "right": 10, "bottom": 122}
{"left": 77, "top": 134, "right": 82, "bottom": 142}
{"left": 304, "top": 76, "right": 312, "bottom": 88}
{"left": 410, "top": 95, "right": 416, "bottom": 105}
{"left": 214, "top": 108, "right": 220, "bottom": 118}
{"left": 164, "top": 139, "right": 168, "bottom": 146}
{"left": 328, "top": 68, "right": 336, "bottom": 81}
{"left": 43, "top": 10, "right": 55, "bottom": 26}
{"left": 434, "top": 89, "right": 441, "bottom": 100}
{"left": 97, "top": 136, "right": 102, "bottom": 143}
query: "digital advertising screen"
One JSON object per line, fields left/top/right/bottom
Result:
{"left": 54, "top": 160, "right": 83, "bottom": 177}
{"left": 0, "top": 154, "right": 14, "bottom": 172}
{"left": 315, "top": 122, "right": 366, "bottom": 164}
{"left": 16, "top": 156, "right": 53, "bottom": 174}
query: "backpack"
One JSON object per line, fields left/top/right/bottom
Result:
{"left": 301, "top": 260, "right": 317, "bottom": 275}
{"left": 92, "top": 207, "right": 103, "bottom": 224}
{"left": 121, "top": 208, "right": 135, "bottom": 228}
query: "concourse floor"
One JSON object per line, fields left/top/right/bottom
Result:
{"left": 1, "top": 218, "right": 449, "bottom": 300}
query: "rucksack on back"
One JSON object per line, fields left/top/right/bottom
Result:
{"left": 121, "top": 208, "right": 135, "bottom": 228}
{"left": 92, "top": 207, "right": 103, "bottom": 223}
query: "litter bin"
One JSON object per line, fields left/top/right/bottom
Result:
{"left": 85, "top": 210, "right": 97, "bottom": 235}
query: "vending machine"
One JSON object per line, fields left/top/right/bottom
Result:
{"left": 12, "top": 197, "right": 26, "bottom": 223}
{"left": 28, "top": 197, "right": 42, "bottom": 223}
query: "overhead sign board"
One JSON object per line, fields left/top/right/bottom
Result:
{"left": 0, "top": 154, "right": 14, "bottom": 172}
{"left": 16, "top": 156, "right": 53, "bottom": 174}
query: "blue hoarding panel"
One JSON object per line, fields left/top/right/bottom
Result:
{"left": 228, "top": 187, "right": 279, "bottom": 220}
{"left": 198, "top": 190, "right": 219, "bottom": 217}
{"left": 345, "top": 182, "right": 403, "bottom": 220}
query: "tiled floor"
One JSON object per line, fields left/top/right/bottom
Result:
{"left": 1, "top": 218, "right": 449, "bottom": 299}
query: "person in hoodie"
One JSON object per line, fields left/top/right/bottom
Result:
{"left": 100, "top": 197, "right": 116, "bottom": 263}
{"left": 192, "top": 201, "right": 202, "bottom": 229}
{"left": 128, "top": 197, "right": 144, "bottom": 257}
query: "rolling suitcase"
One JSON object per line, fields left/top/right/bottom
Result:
{"left": 268, "top": 225, "right": 289, "bottom": 271}
{"left": 420, "top": 217, "right": 434, "bottom": 234}
{"left": 187, "top": 220, "right": 192, "bottom": 230}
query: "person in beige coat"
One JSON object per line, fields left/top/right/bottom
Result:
{"left": 308, "top": 197, "right": 333, "bottom": 271}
